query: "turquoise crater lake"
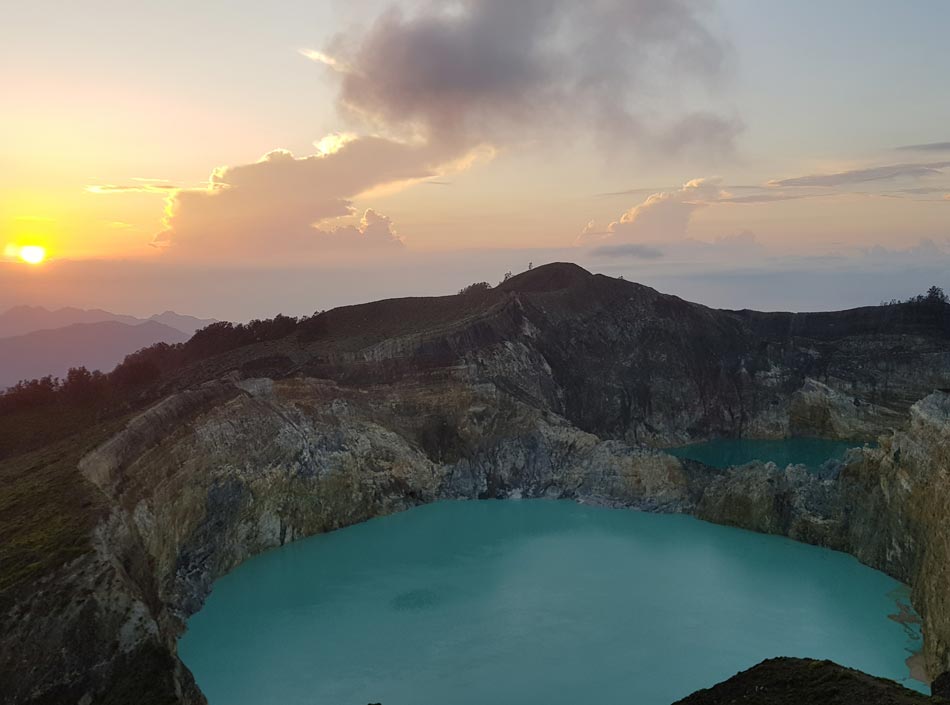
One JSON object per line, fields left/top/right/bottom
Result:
{"left": 180, "top": 500, "right": 922, "bottom": 705}
{"left": 665, "top": 436, "right": 864, "bottom": 470}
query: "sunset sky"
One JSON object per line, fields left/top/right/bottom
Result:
{"left": 2, "top": 0, "right": 949, "bottom": 319}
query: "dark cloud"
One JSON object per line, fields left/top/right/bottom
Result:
{"left": 769, "top": 161, "right": 950, "bottom": 188}
{"left": 896, "top": 142, "right": 950, "bottom": 152}
{"left": 327, "top": 0, "right": 739, "bottom": 157}
{"left": 590, "top": 244, "right": 664, "bottom": 259}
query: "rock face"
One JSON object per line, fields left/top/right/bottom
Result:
{"left": 2, "top": 263, "right": 950, "bottom": 705}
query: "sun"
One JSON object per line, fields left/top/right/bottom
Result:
{"left": 18, "top": 245, "right": 47, "bottom": 264}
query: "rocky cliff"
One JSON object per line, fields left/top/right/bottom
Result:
{"left": 2, "top": 263, "right": 949, "bottom": 705}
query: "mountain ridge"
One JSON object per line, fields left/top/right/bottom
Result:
{"left": 0, "top": 320, "right": 189, "bottom": 389}
{"left": 0, "top": 305, "right": 216, "bottom": 339}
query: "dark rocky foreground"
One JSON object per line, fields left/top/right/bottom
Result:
{"left": 2, "top": 263, "right": 950, "bottom": 704}
{"left": 365, "top": 658, "right": 943, "bottom": 705}
{"left": 672, "top": 658, "right": 945, "bottom": 705}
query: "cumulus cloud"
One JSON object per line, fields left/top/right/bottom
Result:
{"left": 154, "top": 137, "right": 449, "bottom": 259}
{"left": 314, "top": 208, "right": 403, "bottom": 248}
{"left": 578, "top": 181, "right": 775, "bottom": 265}
{"left": 325, "top": 0, "right": 740, "bottom": 157}
{"left": 580, "top": 178, "right": 724, "bottom": 244}
{"left": 768, "top": 161, "right": 950, "bottom": 188}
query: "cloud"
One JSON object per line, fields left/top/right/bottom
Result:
{"left": 768, "top": 161, "right": 950, "bottom": 188}
{"left": 708, "top": 230, "right": 760, "bottom": 250}
{"left": 298, "top": 48, "right": 348, "bottom": 71}
{"left": 598, "top": 184, "right": 827, "bottom": 203}
{"left": 314, "top": 208, "right": 403, "bottom": 248}
{"left": 596, "top": 186, "right": 680, "bottom": 198}
{"left": 580, "top": 178, "right": 724, "bottom": 244}
{"left": 87, "top": 183, "right": 178, "bottom": 194}
{"left": 579, "top": 182, "right": 772, "bottom": 264}
{"left": 718, "top": 191, "right": 830, "bottom": 204}
{"left": 325, "top": 0, "right": 740, "bottom": 157}
{"left": 859, "top": 238, "right": 950, "bottom": 263}
{"left": 590, "top": 243, "right": 664, "bottom": 259}
{"left": 896, "top": 142, "right": 950, "bottom": 152}
{"left": 154, "top": 137, "right": 448, "bottom": 260}
{"left": 142, "top": 0, "right": 742, "bottom": 260}
{"left": 887, "top": 186, "right": 950, "bottom": 195}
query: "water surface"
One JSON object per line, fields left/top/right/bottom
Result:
{"left": 180, "top": 500, "right": 921, "bottom": 705}
{"left": 665, "top": 437, "right": 862, "bottom": 470}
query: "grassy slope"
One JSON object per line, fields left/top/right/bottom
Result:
{"left": 0, "top": 419, "right": 125, "bottom": 607}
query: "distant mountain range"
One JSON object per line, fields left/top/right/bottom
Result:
{"left": 0, "top": 321, "right": 191, "bottom": 389}
{"left": 0, "top": 306, "right": 217, "bottom": 389}
{"left": 0, "top": 305, "right": 216, "bottom": 339}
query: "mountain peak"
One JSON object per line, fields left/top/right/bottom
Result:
{"left": 496, "top": 262, "right": 593, "bottom": 293}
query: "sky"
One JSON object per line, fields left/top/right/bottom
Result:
{"left": 2, "top": 0, "right": 949, "bottom": 319}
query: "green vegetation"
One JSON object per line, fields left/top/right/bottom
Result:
{"left": 0, "top": 420, "right": 125, "bottom": 605}
{"left": 0, "top": 314, "right": 302, "bottom": 459}
{"left": 881, "top": 285, "right": 949, "bottom": 306}
{"left": 458, "top": 281, "right": 492, "bottom": 296}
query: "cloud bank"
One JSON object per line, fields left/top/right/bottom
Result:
{"left": 116, "top": 0, "right": 742, "bottom": 261}
{"left": 580, "top": 178, "right": 725, "bottom": 245}
{"left": 153, "top": 138, "right": 442, "bottom": 260}
{"left": 328, "top": 0, "right": 739, "bottom": 157}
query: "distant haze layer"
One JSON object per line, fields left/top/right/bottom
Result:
{"left": 0, "top": 320, "right": 189, "bottom": 389}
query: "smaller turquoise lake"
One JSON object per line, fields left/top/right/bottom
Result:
{"left": 180, "top": 500, "right": 922, "bottom": 705}
{"left": 665, "top": 437, "right": 864, "bottom": 470}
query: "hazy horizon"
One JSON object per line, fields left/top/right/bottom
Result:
{"left": 2, "top": 253, "right": 947, "bottom": 322}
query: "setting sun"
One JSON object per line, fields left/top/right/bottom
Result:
{"left": 17, "top": 245, "right": 47, "bottom": 264}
